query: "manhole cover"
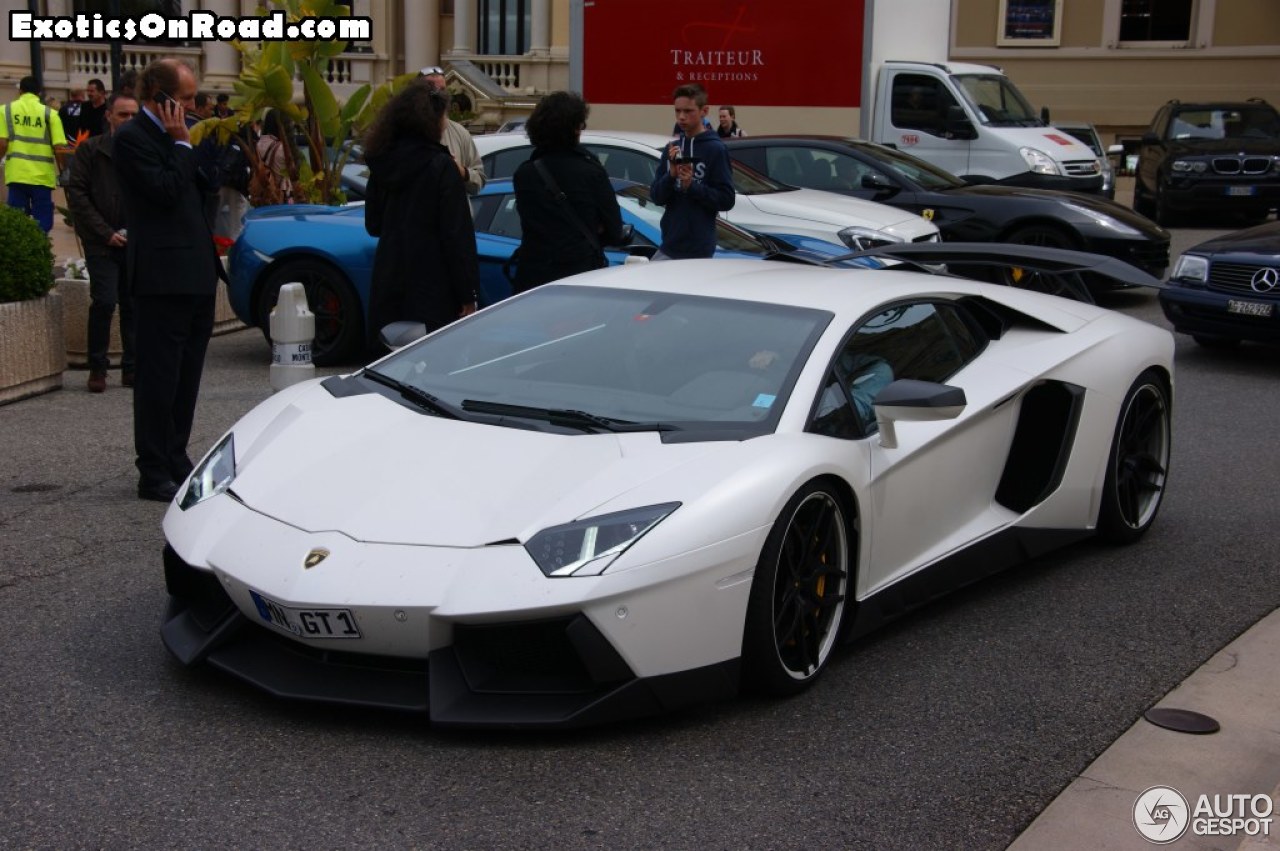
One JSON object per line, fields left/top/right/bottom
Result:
{"left": 1144, "top": 707, "right": 1220, "bottom": 734}
{"left": 11, "top": 483, "right": 62, "bottom": 493}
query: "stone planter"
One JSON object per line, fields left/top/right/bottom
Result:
{"left": 0, "top": 292, "right": 66, "bottom": 405}
{"left": 55, "top": 267, "right": 244, "bottom": 368}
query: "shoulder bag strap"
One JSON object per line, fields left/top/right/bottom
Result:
{"left": 533, "top": 158, "right": 601, "bottom": 252}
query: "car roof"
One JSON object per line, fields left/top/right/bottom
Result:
{"left": 475, "top": 130, "right": 673, "bottom": 153}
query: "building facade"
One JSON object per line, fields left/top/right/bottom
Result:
{"left": 1, "top": 0, "right": 1276, "bottom": 143}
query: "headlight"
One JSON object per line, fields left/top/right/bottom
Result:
{"left": 1171, "top": 159, "right": 1208, "bottom": 174}
{"left": 1019, "top": 146, "right": 1061, "bottom": 176}
{"left": 1170, "top": 254, "right": 1209, "bottom": 284}
{"left": 839, "top": 226, "right": 903, "bottom": 251}
{"left": 525, "top": 503, "right": 680, "bottom": 577}
{"left": 179, "top": 433, "right": 236, "bottom": 510}
{"left": 1059, "top": 201, "right": 1142, "bottom": 236}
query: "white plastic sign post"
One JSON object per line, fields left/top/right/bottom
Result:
{"left": 269, "top": 282, "right": 316, "bottom": 391}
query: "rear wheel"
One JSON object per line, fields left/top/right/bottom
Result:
{"left": 1097, "top": 370, "right": 1171, "bottom": 544}
{"left": 256, "top": 259, "right": 364, "bottom": 367}
{"left": 743, "top": 482, "right": 852, "bottom": 695}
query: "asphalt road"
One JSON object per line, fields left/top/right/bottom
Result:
{"left": 2, "top": 224, "right": 1278, "bottom": 850}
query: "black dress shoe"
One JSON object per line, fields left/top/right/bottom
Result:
{"left": 137, "top": 480, "right": 179, "bottom": 502}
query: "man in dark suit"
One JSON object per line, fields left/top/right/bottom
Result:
{"left": 114, "top": 58, "right": 221, "bottom": 502}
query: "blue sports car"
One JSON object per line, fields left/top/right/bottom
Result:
{"left": 227, "top": 180, "right": 876, "bottom": 365}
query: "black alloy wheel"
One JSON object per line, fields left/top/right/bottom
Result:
{"left": 998, "top": 224, "right": 1092, "bottom": 301}
{"left": 1098, "top": 369, "right": 1172, "bottom": 544}
{"left": 743, "top": 481, "right": 851, "bottom": 695}
{"left": 256, "top": 259, "right": 364, "bottom": 367}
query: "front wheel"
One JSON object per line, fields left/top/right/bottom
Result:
{"left": 998, "top": 225, "right": 1089, "bottom": 300}
{"left": 743, "top": 482, "right": 852, "bottom": 695}
{"left": 1097, "top": 370, "right": 1171, "bottom": 544}
{"left": 256, "top": 259, "right": 364, "bottom": 367}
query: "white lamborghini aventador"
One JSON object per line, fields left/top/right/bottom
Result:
{"left": 161, "top": 256, "right": 1173, "bottom": 728}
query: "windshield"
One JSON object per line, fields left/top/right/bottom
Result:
{"left": 730, "top": 160, "right": 794, "bottom": 196}
{"left": 848, "top": 141, "right": 966, "bottom": 190}
{"left": 953, "top": 74, "right": 1041, "bottom": 127}
{"left": 369, "top": 285, "right": 831, "bottom": 437}
{"left": 1169, "top": 106, "right": 1280, "bottom": 141}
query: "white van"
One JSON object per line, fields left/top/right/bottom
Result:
{"left": 868, "top": 61, "right": 1104, "bottom": 193}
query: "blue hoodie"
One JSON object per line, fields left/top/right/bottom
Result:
{"left": 649, "top": 127, "right": 736, "bottom": 259}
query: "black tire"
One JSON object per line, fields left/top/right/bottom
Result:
{"left": 1097, "top": 370, "right": 1171, "bottom": 545}
{"left": 998, "top": 224, "right": 1087, "bottom": 299}
{"left": 1153, "top": 184, "right": 1176, "bottom": 227}
{"left": 1132, "top": 181, "right": 1155, "bottom": 219}
{"left": 256, "top": 259, "right": 364, "bottom": 367}
{"left": 743, "top": 481, "right": 852, "bottom": 696}
{"left": 1192, "top": 334, "right": 1240, "bottom": 349}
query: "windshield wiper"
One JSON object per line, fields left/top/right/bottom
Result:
{"left": 362, "top": 369, "right": 465, "bottom": 419}
{"left": 461, "top": 400, "right": 677, "bottom": 433}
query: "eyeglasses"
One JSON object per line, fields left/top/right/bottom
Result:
{"left": 418, "top": 66, "right": 445, "bottom": 77}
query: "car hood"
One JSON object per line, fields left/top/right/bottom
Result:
{"left": 742, "top": 188, "right": 938, "bottom": 241}
{"left": 1186, "top": 220, "right": 1280, "bottom": 256}
{"left": 225, "top": 384, "right": 727, "bottom": 547}
{"left": 952, "top": 185, "right": 1168, "bottom": 237}
{"left": 992, "top": 128, "right": 1100, "bottom": 162}
{"left": 1164, "top": 138, "right": 1280, "bottom": 157}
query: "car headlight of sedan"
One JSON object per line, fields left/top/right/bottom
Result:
{"left": 839, "top": 226, "right": 903, "bottom": 251}
{"left": 1170, "top": 253, "right": 1209, "bottom": 284}
{"left": 1019, "top": 146, "right": 1062, "bottom": 176}
{"left": 1171, "top": 159, "right": 1208, "bottom": 174}
{"left": 525, "top": 503, "right": 681, "bottom": 577}
{"left": 1059, "top": 201, "right": 1143, "bottom": 237}
{"left": 179, "top": 433, "right": 236, "bottom": 510}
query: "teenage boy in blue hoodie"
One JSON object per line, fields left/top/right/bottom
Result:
{"left": 650, "top": 84, "right": 735, "bottom": 259}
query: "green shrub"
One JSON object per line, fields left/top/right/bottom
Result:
{"left": 0, "top": 205, "right": 54, "bottom": 303}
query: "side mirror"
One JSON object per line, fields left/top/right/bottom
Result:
{"left": 1107, "top": 143, "right": 1125, "bottom": 156}
{"left": 873, "top": 379, "right": 967, "bottom": 449}
{"left": 616, "top": 223, "right": 635, "bottom": 244}
{"left": 380, "top": 321, "right": 428, "bottom": 351}
{"left": 944, "top": 105, "right": 977, "bottom": 140}
{"left": 1141, "top": 131, "right": 1160, "bottom": 145}
{"left": 860, "top": 173, "right": 898, "bottom": 195}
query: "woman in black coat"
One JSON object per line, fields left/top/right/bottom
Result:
{"left": 363, "top": 84, "right": 479, "bottom": 339}
{"left": 512, "top": 91, "right": 626, "bottom": 293}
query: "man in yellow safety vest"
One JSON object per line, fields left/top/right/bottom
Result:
{"left": 0, "top": 76, "right": 68, "bottom": 233}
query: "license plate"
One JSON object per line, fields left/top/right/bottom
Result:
{"left": 1227, "top": 299, "right": 1273, "bottom": 317}
{"left": 1227, "top": 186, "right": 1257, "bottom": 196}
{"left": 249, "top": 589, "right": 362, "bottom": 639}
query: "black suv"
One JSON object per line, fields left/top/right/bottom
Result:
{"left": 1133, "top": 99, "right": 1280, "bottom": 225}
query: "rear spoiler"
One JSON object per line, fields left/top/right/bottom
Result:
{"left": 845, "top": 242, "right": 1166, "bottom": 304}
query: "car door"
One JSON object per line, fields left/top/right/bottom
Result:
{"left": 1137, "top": 105, "right": 1171, "bottom": 196}
{"left": 885, "top": 72, "right": 972, "bottom": 179}
{"left": 809, "top": 299, "right": 1027, "bottom": 597}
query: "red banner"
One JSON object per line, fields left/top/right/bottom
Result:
{"left": 583, "top": 0, "right": 864, "bottom": 108}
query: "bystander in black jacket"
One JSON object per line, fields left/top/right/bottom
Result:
{"left": 364, "top": 135, "right": 479, "bottom": 336}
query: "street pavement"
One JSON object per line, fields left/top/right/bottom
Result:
{"left": 6, "top": 180, "right": 1278, "bottom": 849}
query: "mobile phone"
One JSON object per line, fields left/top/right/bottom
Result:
{"left": 673, "top": 156, "right": 701, "bottom": 166}
{"left": 155, "top": 90, "right": 176, "bottom": 107}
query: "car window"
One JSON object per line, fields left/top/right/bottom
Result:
{"left": 485, "top": 194, "right": 522, "bottom": 239}
{"left": 584, "top": 146, "right": 658, "bottom": 184}
{"left": 486, "top": 146, "right": 535, "bottom": 179}
{"left": 809, "top": 301, "right": 984, "bottom": 439}
{"left": 1168, "top": 107, "right": 1280, "bottom": 141}
{"left": 891, "top": 74, "right": 959, "bottom": 137}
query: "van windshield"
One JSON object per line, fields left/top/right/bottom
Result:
{"left": 953, "top": 74, "right": 1041, "bottom": 127}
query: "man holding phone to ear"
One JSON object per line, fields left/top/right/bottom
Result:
{"left": 649, "top": 83, "right": 735, "bottom": 260}
{"left": 114, "top": 58, "right": 222, "bottom": 503}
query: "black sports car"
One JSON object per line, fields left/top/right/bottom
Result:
{"left": 1133, "top": 99, "right": 1280, "bottom": 227}
{"left": 1159, "top": 220, "right": 1280, "bottom": 347}
{"left": 725, "top": 136, "right": 1170, "bottom": 280}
